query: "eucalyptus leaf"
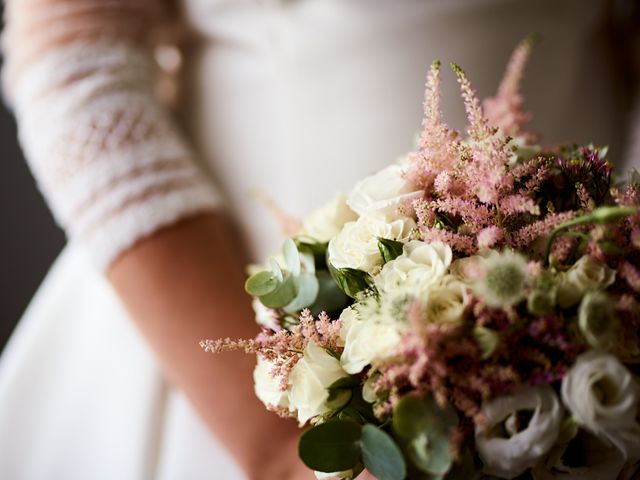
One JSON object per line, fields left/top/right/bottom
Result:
{"left": 309, "top": 270, "right": 351, "bottom": 316}
{"left": 298, "top": 420, "right": 363, "bottom": 472}
{"left": 260, "top": 273, "right": 297, "bottom": 308}
{"left": 378, "top": 238, "right": 405, "bottom": 263}
{"left": 283, "top": 238, "right": 301, "bottom": 276}
{"left": 361, "top": 424, "right": 406, "bottom": 480}
{"left": 245, "top": 271, "right": 278, "bottom": 296}
{"left": 284, "top": 273, "right": 320, "bottom": 313}
{"left": 268, "top": 257, "right": 284, "bottom": 282}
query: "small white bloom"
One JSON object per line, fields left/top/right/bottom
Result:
{"left": 289, "top": 341, "right": 348, "bottom": 425}
{"left": 251, "top": 298, "right": 279, "bottom": 330}
{"left": 556, "top": 256, "right": 615, "bottom": 308}
{"left": 339, "top": 305, "right": 404, "bottom": 374}
{"left": 347, "top": 164, "right": 423, "bottom": 220}
{"left": 476, "top": 385, "right": 564, "bottom": 479}
{"left": 578, "top": 291, "right": 618, "bottom": 351}
{"left": 314, "top": 470, "right": 353, "bottom": 479}
{"left": 561, "top": 351, "right": 640, "bottom": 459}
{"left": 253, "top": 357, "right": 289, "bottom": 410}
{"left": 375, "top": 240, "right": 452, "bottom": 294}
{"left": 474, "top": 250, "right": 529, "bottom": 308}
{"left": 300, "top": 194, "right": 358, "bottom": 243}
{"left": 328, "top": 216, "right": 416, "bottom": 274}
{"left": 424, "top": 277, "right": 469, "bottom": 325}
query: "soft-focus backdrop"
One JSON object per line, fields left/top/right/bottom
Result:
{"left": 0, "top": 5, "right": 65, "bottom": 351}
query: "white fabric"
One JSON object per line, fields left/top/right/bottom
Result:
{"left": 0, "top": 0, "right": 634, "bottom": 479}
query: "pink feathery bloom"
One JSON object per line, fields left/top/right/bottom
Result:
{"left": 499, "top": 194, "right": 540, "bottom": 216}
{"left": 477, "top": 225, "right": 504, "bottom": 249}
{"left": 575, "top": 182, "right": 594, "bottom": 211}
{"left": 510, "top": 211, "right": 576, "bottom": 249}
{"left": 482, "top": 36, "right": 536, "bottom": 140}
{"left": 430, "top": 197, "right": 493, "bottom": 232}
{"left": 619, "top": 261, "right": 640, "bottom": 293}
{"left": 420, "top": 226, "right": 477, "bottom": 254}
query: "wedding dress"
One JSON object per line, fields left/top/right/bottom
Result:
{"left": 0, "top": 0, "right": 635, "bottom": 478}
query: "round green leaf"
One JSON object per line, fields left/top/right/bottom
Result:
{"left": 283, "top": 238, "right": 301, "bottom": 276}
{"left": 260, "top": 274, "right": 297, "bottom": 308}
{"left": 284, "top": 273, "right": 320, "bottom": 313}
{"left": 299, "top": 420, "right": 363, "bottom": 472}
{"left": 361, "top": 424, "right": 406, "bottom": 480}
{"left": 245, "top": 271, "right": 278, "bottom": 296}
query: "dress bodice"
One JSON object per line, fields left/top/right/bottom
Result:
{"left": 177, "top": 0, "right": 623, "bottom": 260}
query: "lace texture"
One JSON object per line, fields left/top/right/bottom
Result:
{"left": 3, "top": 0, "right": 221, "bottom": 269}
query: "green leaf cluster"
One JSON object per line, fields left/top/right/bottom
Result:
{"left": 299, "top": 420, "right": 406, "bottom": 480}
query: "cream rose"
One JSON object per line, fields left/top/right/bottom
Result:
{"left": 253, "top": 357, "right": 289, "bottom": 410}
{"left": 300, "top": 194, "right": 358, "bottom": 243}
{"left": 252, "top": 298, "right": 280, "bottom": 331}
{"left": 476, "top": 385, "right": 564, "bottom": 479}
{"left": 339, "top": 306, "right": 404, "bottom": 374}
{"left": 561, "top": 351, "right": 640, "bottom": 460}
{"left": 288, "top": 341, "right": 349, "bottom": 425}
{"left": 424, "top": 277, "right": 469, "bottom": 325}
{"left": 375, "top": 240, "right": 452, "bottom": 294}
{"left": 314, "top": 470, "right": 353, "bottom": 479}
{"left": 347, "top": 164, "right": 423, "bottom": 220}
{"left": 327, "top": 216, "right": 416, "bottom": 274}
{"left": 556, "top": 256, "right": 615, "bottom": 308}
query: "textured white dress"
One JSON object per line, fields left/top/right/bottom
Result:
{"left": 0, "top": 0, "right": 635, "bottom": 479}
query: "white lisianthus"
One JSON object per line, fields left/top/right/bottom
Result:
{"left": 300, "top": 194, "right": 358, "bottom": 243}
{"left": 314, "top": 470, "right": 353, "bottom": 479}
{"left": 328, "top": 216, "right": 416, "bottom": 274}
{"left": 288, "top": 341, "right": 348, "bottom": 425}
{"left": 424, "top": 277, "right": 469, "bottom": 325}
{"left": 556, "top": 255, "right": 615, "bottom": 308}
{"left": 253, "top": 357, "right": 289, "bottom": 410}
{"left": 476, "top": 385, "right": 564, "bottom": 479}
{"left": 347, "top": 164, "right": 423, "bottom": 220}
{"left": 561, "top": 351, "right": 640, "bottom": 459}
{"left": 339, "top": 305, "right": 404, "bottom": 374}
{"left": 375, "top": 240, "right": 452, "bottom": 294}
{"left": 251, "top": 298, "right": 279, "bottom": 331}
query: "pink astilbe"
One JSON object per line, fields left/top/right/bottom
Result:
{"left": 509, "top": 211, "right": 576, "bottom": 249}
{"left": 499, "top": 194, "right": 540, "bottom": 217}
{"left": 201, "top": 309, "right": 343, "bottom": 391}
{"left": 477, "top": 226, "right": 504, "bottom": 249}
{"left": 483, "top": 36, "right": 536, "bottom": 141}
{"left": 619, "top": 261, "right": 640, "bottom": 293}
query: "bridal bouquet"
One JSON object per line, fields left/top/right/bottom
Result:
{"left": 202, "top": 39, "right": 640, "bottom": 480}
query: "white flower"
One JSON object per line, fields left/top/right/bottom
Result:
{"left": 474, "top": 250, "right": 529, "bottom": 308}
{"left": 577, "top": 291, "right": 618, "bottom": 351}
{"left": 300, "top": 194, "right": 358, "bottom": 243}
{"left": 328, "top": 216, "right": 416, "bottom": 274}
{"left": 347, "top": 164, "right": 423, "bottom": 220}
{"left": 375, "top": 240, "right": 452, "bottom": 294}
{"left": 476, "top": 385, "right": 564, "bottom": 479}
{"left": 561, "top": 351, "right": 640, "bottom": 459}
{"left": 288, "top": 341, "right": 348, "bottom": 425}
{"left": 251, "top": 298, "right": 279, "bottom": 331}
{"left": 253, "top": 357, "right": 289, "bottom": 410}
{"left": 339, "top": 305, "right": 404, "bottom": 374}
{"left": 424, "top": 277, "right": 469, "bottom": 325}
{"left": 556, "top": 255, "right": 615, "bottom": 308}
{"left": 314, "top": 470, "right": 353, "bottom": 479}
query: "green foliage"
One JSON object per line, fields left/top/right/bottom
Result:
{"left": 473, "top": 326, "right": 500, "bottom": 360}
{"left": 328, "top": 262, "right": 375, "bottom": 299}
{"left": 378, "top": 238, "right": 405, "bottom": 263}
{"left": 361, "top": 425, "right": 407, "bottom": 480}
{"left": 299, "top": 420, "right": 363, "bottom": 472}
{"left": 393, "top": 396, "right": 458, "bottom": 477}
{"left": 309, "top": 270, "right": 351, "bottom": 316}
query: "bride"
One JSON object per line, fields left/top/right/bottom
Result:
{"left": 0, "top": 0, "right": 637, "bottom": 479}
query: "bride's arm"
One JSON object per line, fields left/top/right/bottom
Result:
{"left": 3, "top": 1, "right": 305, "bottom": 478}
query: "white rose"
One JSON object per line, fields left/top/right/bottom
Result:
{"left": 347, "top": 164, "right": 423, "bottom": 220}
{"left": 328, "top": 216, "right": 416, "bottom": 274}
{"left": 339, "top": 306, "right": 404, "bottom": 374}
{"left": 424, "top": 277, "right": 469, "bottom": 325}
{"left": 375, "top": 240, "right": 452, "bottom": 294}
{"left": 300, "top": 194, "right": 358, "bottom": 243}
{"left": 476, "top": 385, "right": 564, "bottom": 479}
{"left": 556, "top": 256, "right": 615, "bottom": 308}
{"left": 253, "top": 357, "right": 289, "bottom": 410}
{"left": 561, "top": 351, "right": 640, "bottom": 459}
{"left": 252, "top": 298, "right": 280, "bottom": 331}
{"left": 289, "top": 341, "right": 349, "bottom": 425}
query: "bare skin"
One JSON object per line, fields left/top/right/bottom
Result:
{"left": 108, "top": 213, "right": 311, "bottom": 479}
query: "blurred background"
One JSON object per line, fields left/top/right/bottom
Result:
{"left": 0, "top": 1, "right": 638, "bottom": 354}
{"left": 0, "top": 3, "right": 65, "bottom": 351}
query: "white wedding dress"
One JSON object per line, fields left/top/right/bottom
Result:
{"left": 0, "top": 0, "right": 635, "bottom": 479}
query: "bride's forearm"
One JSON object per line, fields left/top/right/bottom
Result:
{"left": 107, "top": 213, "right": 304, "bottom": 478}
